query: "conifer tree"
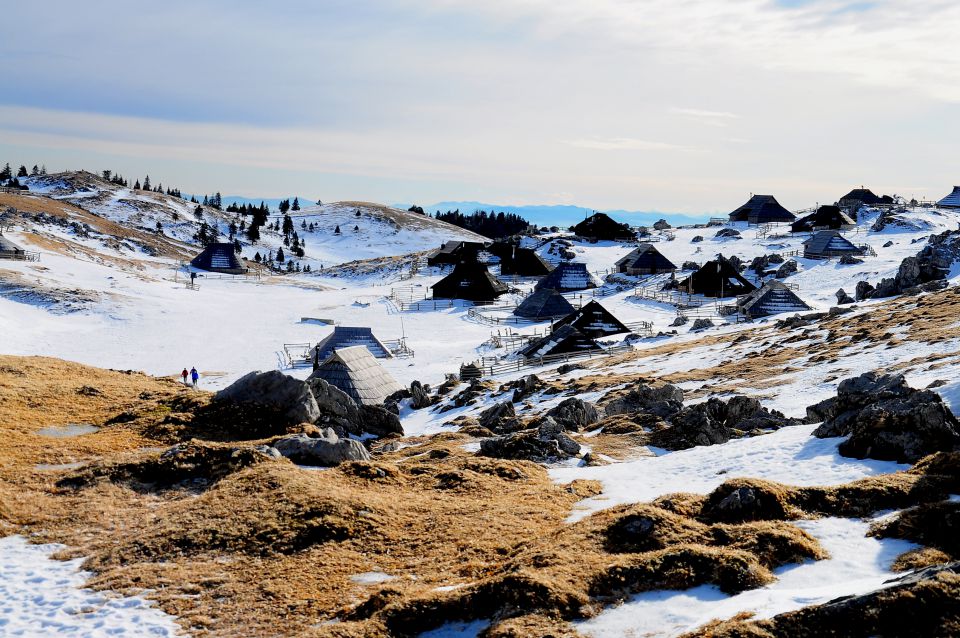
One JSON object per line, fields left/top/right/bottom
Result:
{"left": 30, "top": 165, "right": 39, "bottom": 176}
{"left": 134, "top": 179, "right": 141, "bottom": 190}
{"left": 0, "top": 163, "right": 11, "bottom": 181}
{"left": 143, "top": 175, "right": 151, "bottom": 191}
{"left": 17, "top": 165, "right": 28, "bottom": 177}
{"left": 276, "top": 247, "right": 285, "bottom": 262}
{"left": 292, "top": 197, "right": 300, "bottom": 211}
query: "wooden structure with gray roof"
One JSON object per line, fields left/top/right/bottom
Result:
{"left": 737, "top": 280, "right": 811, "bottom": 319}
{"left": 534, "top": 262, "right": 600, "bottom": 292}
{"left": 513, "top": 288, "right": 575, "bottom": 320}
{"left": 728, "top": 195, "right": 795, "bottom": 224}
{"left": 553, "top": 300, "right": 629, "bottom": 338}
{"left": 615, "top": 243, "right": 677, "bottom": 275}
{"left": 309, "top": 346, "right": 403, "bottom": 406}
{"left": 803, "top": 230, "right": 863, "bottom": 259}
{"left": 314, "top": 326, "right": 393, "bottom": 360}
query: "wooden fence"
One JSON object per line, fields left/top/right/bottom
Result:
{"left": 476, "top": 344, "right": 634, "bottom": 376}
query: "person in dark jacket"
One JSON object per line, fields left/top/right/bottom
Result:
{"left": 181, "top": 368, "right": 189, "bottom": 385}
{"left": 190, "top": 367, "right": 199, "bottom": 387}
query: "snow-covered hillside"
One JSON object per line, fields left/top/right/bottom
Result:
{"left": 19, "top": 171, "right": 487, "bottom": 270}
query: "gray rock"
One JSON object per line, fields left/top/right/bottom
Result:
{"left": 273, "top": 430, "right": 370, "bottom": 466}
{"left": 478, "top": 401, "right": 520, "bottom": 433}
{"left": 855, "top": 280, "right": 875, "bottom": 301}
{"left": 835, "top": 288, "right": 855, "bottom": 304}
{"left": 883, "top": 240, "right": 894, "bottom": 248}
{"left": 510, "top": 375, "right": 543, "bottom": 403}
{"left": 715, "top": 228, "right": 741, "bottom": 239}
{"left": 215, "top": 371, "right": 320, "bottom": 425}
{"left": 653, "top": 219, "right": 671, "bottom": 230}
{"left": 811, "top": 371, "right": 960, "bottom": 463}
{"left": 775, "top": 260, "right": 798, "bottom": 278}
{"left": 691, "top": 318, "right": 715, "bottom": 331}
{"left": 691, "top": 236, "right": 704, "bottom": 244}
{"left": 603, "top": 382, "right": 685, "bottom": 418}
{"left": 546, "top": 397, "right": 599, "bottom": 431}
{"left": 410, "top": 380, "right": 432, "bottom": 409}
{"left": 670, "top": 315, "right": 688, "bottom": 327}
{"left": 839, "top": 254, "right": 864, "bottom": 265}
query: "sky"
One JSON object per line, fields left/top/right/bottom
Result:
{"left": 1, "top": 0, "right": 959, "bottom": 213}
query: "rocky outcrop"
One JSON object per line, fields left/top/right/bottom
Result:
{"left": 835, "top": 288, "right": 855, "bottom": 304}
{"left": 860, "top": 229, "right": 960, "bottom": 299}
{"left": 653, "top": 219, "right": 671, "bottom": 230}
{"left": 215, "top": 371, "right": 320, "bottom": 425}
{"left": 650, "top": 396, "right": 798, "bottom": 450}
{"left": 810, "top": 372, "right": 960, "bottom": 463}
{"left": 478, "top": 418, "right": 580, "bottom": 462}
{"left": 603, "top": 381, "right": 685, "bottom": 419}
{"left": 509, "top": 375, "right": 544, "bottom": 403}
{"left": 546, "top": 397, "right": 599, "bottom": 431}
{"left": 272, "top": 430, "right": 370, "bottom": 466}
{"left": 478, "top": 401, "right": 521, "bottom": 433}
{"left": 410, "top": 381, "right": 433, "bottom": 409}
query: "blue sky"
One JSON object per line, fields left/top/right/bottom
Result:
{"left": 1, "top": 0, "right": 959, "bottom": 212}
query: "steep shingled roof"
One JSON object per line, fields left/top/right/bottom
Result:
{"left": 309, "top": 346, "right": 403, "bottom": 406}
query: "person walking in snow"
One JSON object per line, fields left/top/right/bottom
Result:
{"left": 190, "top": 367, "right": 199, "bottom": 387}
{"left": 181, "top": 368, "right": 189, "bottom": 385}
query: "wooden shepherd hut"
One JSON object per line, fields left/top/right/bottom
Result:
{"left": 308, "top": 346, "right": 403, "bottom": 406}
{"left": 431, "top": 261, "right": 509, "bottom": 302}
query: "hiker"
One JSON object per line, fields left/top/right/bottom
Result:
{"left": 181, "top": 368, "right": 189, "bottom": 385}
{"left": 190, "top": 367, "right": 199, "bottom": 387}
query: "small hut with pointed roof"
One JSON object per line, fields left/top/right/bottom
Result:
{"left": 534, "top": 262, "right": 599, "bottom": 292}
{"left": 513, "top": 288, "right": 575, "bottom": 320}
{"left": 937, "top": 187, "right": 960, "bottom": 209}
{"left": 313, "top": 326, "right": 393, "bottom": 361}
{"left": 678, "top": 256, "right": 757, "bottom": 297}
{"left": 497, "top": 245, "right": 553, "bottom": 276}
{"left": 190, "top": 243, "right": 246, "bottom": 274}
{"left": 427, "top": 241, "right": 487, "bottom": 267}
{"left": 737, "top": 280, "right": 811, "bottom": 319}
{"left": 0, "top": 235, "right": 27, "bottom": 260}
{"left": 803, "top": 230, "right": 863, "bottom": 259}
{"left": 572, "top": 212, "right": 634, "bottom": 241}
{"left": 308, "top": 346, "right": 403, "bottom": 406}
{"left": 518, "top": 324, "right": 600, "bottom": 359}
{"left": 728, "top": 195, "right": 795, "bottom": 224}
{"left": 431, "top": 261, "right": 509, "bottom": 302}
{"left": 615, "top": 243, "right": 677, "bottom": 275}
{"left": 790, "top": 205, "right": 856, "bottom": 233}
{"left": 553, "top": 300, "right": 630, "bottom": 338}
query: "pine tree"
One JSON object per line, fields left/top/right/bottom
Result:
{"left": 292, "top": 197, "right": 300, "bottom": 211}
{"left": 233, "top": 239, "right": 242, "bottom": 254}
{"left": 334, "top": 225, "right": 341, "bottom": 235}
{"left": 276, "top": 247, "right": 285, "bottom": 262}
{"left": 282, "top": 214, "right": 293, "bottom": 236}
{"left": 143, "top": 175, "right": 151, "bottom": 191}
{"left": 102, "top": 170, "right": 112, "bottom": 181}
{"left": 279, "top": 199, "right": 290, "bottom": 214}
{"left": 254, "top": 252, "right": 261, "bottom": 263}
{"left": 354, "top": 225, "right": 359, "bottom": 232}
{"left": 301, "top": 220, "right": 307, "bottom": 230}
{"left": 40, "top": 165, "right": 47, "bottom": 175}
{"left": 30, "top": 165, "right": 39, "bottom": 176}
{"left": 155, "top": 221, "right": 162, "bottom": 233}
{"left": 0, "top": 163, "right": 11, "bottom": 181}
{"left": 194, "top": 205, "right": 204, "bottom": 221}
{"left": 134, "top": 179, "right": 141, "bottom": 190}
{"left": 17, "top": 165, "right": 28, "bottom": 178}
{"left": 246, "top": 223, "right": 260, "bottom": 242}
{"left": 286, "top": 260, "right": 294, "bottom": 272}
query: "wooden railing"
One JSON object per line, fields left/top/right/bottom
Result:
{"left": 476, "top": 343, "right": 634, "bottom": 376}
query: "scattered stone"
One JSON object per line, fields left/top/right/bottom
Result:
{"left": 273, "top": 430, "right": 371, "bottom": 466}
{"left": 682, "top": 260, "right": 700, "bottom": 270}
{"left": 409, "top": 381, "right": 433, "bottom": 409}
{"left": 509, "top": 375, "right": 543, "bottom": 403}
{"left": 883, "top": 240, "right": 894, "bottom": 248}
{"left": 768, "top": 253, "right": 785, "bottom": 264}
{"left": 478, "top": 418, "right": 580, "bottom": 462}
{"left": 691, "top": 236, "right": 704, "bottom": 243}
{"left": 839, "top": 254, "right": 864, "bottom": 265}
{"left": 653, "top": 219, "right": 671, "bottom": 230}
{"left": 670, "top": 315, "right": 688, "bottom": 327}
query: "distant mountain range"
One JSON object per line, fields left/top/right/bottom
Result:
{"left": 418, "top": 201, "right": 715, "bottom": 228}
{"left": 207, "top": 195, "right": 715, "bottom": 228}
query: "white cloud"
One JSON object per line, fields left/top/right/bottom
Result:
{"left": 563, "top": 137, "right": 698, "bottom": 152}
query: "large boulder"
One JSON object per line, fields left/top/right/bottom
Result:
{"left": 478, "top": 400, "right": 521, "bottom": 433}
{"left": 306, "top": 376, "right": 403, "bottom": 437}
{"left": 651, "top": 395, "right": 797, "bottom": 451}
{"left": 811, "top": 372, "right": 960, "bottom": 463}
{"left": 603, "top": 381, "right": 685, "bottom": 419}
{"left": 775, "top": 260, "right": 798, "bottom": 278}
{"left": 546, "top": 397, "right": 599, "bottom": 431}
{"left": 215, "top": 371, "right": 320, "bottom": 425}
{"left": 409, "top": 380, "right": 433, "bottom": 409}
{"left": 273, "top": 430, "right": 370, "bottom": 466}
